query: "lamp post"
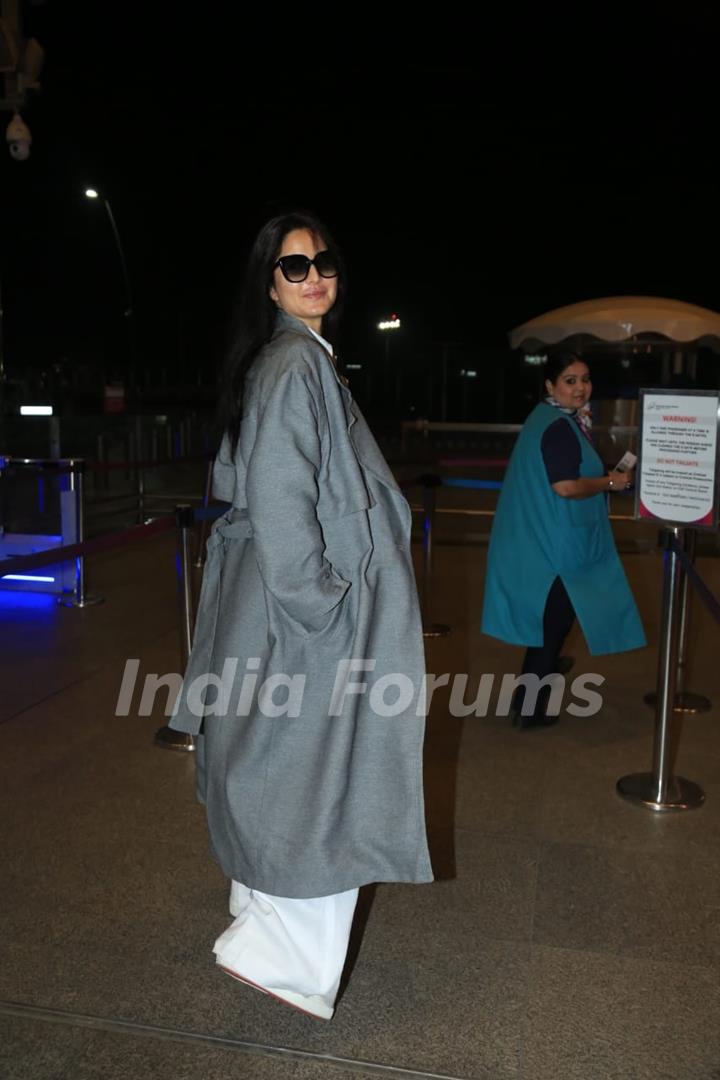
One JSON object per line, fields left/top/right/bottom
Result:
{"left": 378, "top": 315, "right": 401, "bottom": 410}
{"left": 84, "top": 188, "right": 136, "bottom": 392}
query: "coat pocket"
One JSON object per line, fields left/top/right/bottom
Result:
{"left": 320, "top": 507, "right": 373, "bottom": 579}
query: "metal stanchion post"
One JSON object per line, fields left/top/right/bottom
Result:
{"left": 96, "top": 433, "right": 109, "bottom": 491}
{"left": 126, "top": 430, "right": 134, "bottom": 486}
{"left": 49, "top": 416, "right": 61, "bottom": 459}
{"left": 134, "top": 416, "right": 145, "bottom": 524}
{"left": 617, "top": 527, "right": 704, "bottom": 811}
{"left": 177, "top": 503, "right": 195, "bottom": 665}
{"left": 58, "top": 461, "right": 104, "bottom": 608}
{"left": 133, "top": 416, "right": 145, "bottom": 522}
{"left": 155, "top": 504, "right": 196, "bottom": 751}
{"left": 418, "top": 475, "right": 450, "bottom": 638}
{"left": 136, "top": 460, "right": 145, "bottom": 524}
{"left": 194, "top": 456, "right": 214, "bottom": 568}
{"left": 676, "top": 528, "right": 694, "bottom": 696}
{"left": 643, "top": 528, "right": 711, "bottom": 714}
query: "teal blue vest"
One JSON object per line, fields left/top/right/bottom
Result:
{"left": 482, "top": 403, "right": 646, "bottom": 656}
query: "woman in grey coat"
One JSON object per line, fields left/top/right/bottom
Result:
{"left": 170, "top": 211, "right": 432, "bottom": 1019}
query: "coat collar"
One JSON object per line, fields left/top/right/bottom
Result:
{"left": 273, "top": 308, "right": 328, "bottom": 350}
{"left": 272, "top": 308, "right": 348, "bottom": 392}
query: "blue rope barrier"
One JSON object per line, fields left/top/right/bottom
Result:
{"left": 442, "top": 478, "right": 503, "bottom": 491}
{"left": 193, "top": 504, "right": 230, "bottom": 522}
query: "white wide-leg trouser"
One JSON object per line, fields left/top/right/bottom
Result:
{"left": 213, "top": 880, "right": 359, "bottom": 1020}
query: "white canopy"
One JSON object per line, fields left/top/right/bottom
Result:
{"left": 510, "top": 296, "right": 720, "bottom": 352}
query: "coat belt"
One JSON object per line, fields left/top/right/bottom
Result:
{"left": 217, "top": 507, "right": 253, "bottom": 539}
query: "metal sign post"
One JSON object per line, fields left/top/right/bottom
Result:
{"left": 643, "top": 529, "right": 711, "bottom": 714}
{"left": 617, "top": 388, "right": 719, "bottom": 811}
{"left": 617, "top": 528, "right": 704, "bottom": 811}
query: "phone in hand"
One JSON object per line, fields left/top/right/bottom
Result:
{"left": 614, "top": 451, "right": 637, "bottom": 473}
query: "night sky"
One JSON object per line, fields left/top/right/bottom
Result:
{"left": 2, "top": 6, "right": 720, "bottom": 419}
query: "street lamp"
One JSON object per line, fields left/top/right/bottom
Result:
{"left": 378, "top": 314, "right": 401, "bottom": 407}
{"left": 84, "top": 188, "right": 136, "bottom": 390}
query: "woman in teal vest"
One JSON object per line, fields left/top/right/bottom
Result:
{"left": 481, "top": 353, "right": 646, "bottom": 727}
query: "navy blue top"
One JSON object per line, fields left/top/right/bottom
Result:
{"left": 541, "top": 417, "right": 581, "bottom": 483}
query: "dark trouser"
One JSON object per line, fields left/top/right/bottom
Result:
{"left": 514, "top": 577, "right": 576, "bottom": 720}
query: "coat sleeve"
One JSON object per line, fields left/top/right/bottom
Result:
{"left": 245, "top": 368, "right": 350, "bottom": 630}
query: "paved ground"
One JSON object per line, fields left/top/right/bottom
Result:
{"left": 1, "top": 509, "right": 719, "bottom": 1079}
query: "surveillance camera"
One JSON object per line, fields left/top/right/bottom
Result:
{"left": 6, "top": 113, "right": 32, "bottom": 161}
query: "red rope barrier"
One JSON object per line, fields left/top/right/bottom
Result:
{"left": 85, "top": 454, "right": 209, "bottom": 472}
{"left": 1, "top": 455, "right": 210, "bottom": 476}
{"left": 0, "top": 516, "right": 174, "bottom": 577}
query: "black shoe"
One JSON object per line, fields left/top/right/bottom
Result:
{"left": 511, "top": 709, "right": 559, "bottom": 730}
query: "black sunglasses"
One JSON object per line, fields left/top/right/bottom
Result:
{"left": 274, "top": 250, "right": 339, "bottom": 283}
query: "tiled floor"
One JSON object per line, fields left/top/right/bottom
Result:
{"left": 1, "top": 529, "right": 719, "bottom": 1079}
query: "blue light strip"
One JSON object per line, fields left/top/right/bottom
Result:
{"left": 2, "top": 574, "right": 56, "bottom": 582}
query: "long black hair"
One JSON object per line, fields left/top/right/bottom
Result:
{"left": 219, "top": 210, "right": 346, "bottom": 452}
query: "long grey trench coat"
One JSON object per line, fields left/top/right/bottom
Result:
{"left": 170, "top": 310, "right": 433, "bottom": 898}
